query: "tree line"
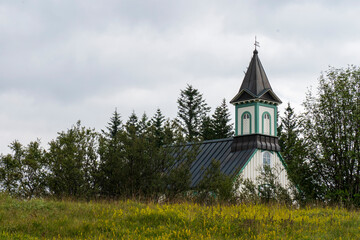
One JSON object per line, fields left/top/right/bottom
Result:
{"left": 1, "top": 66, "right": 359, "bottom": 206}
{"left": 0, "top": 84, "right": 234, "bottom": 200}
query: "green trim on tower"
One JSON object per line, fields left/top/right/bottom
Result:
{"left": 235, "top": 104, "right": 238, "bottom": 135}
{"left": 234, "top": 101, "right": 279, "bottom": 137}
{"left": 274, "top": 107, "right": 278, "bottom": 136}
{"left": 276, "top": 152, "right": 288, "bottom": 170}
{"left": 255, "top": 102, "right": 260, "bottom": 133}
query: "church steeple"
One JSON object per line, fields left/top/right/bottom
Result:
{"left": 230, "top": 47, "right": 282, "bottom": 145}
{"left": 230, "top": 46, "right": 282, "bottom": 152}
{"left": 230, "top": 49, "right": 281, "bottom": 105}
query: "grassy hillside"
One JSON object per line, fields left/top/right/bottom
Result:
{"left": 0, "top": 194, "right": 359, "bottom": 239}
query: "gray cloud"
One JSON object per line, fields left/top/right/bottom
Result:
{"left": 1, "top": 0, "right": 360, "bottom": 153}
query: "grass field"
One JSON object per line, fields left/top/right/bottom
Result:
{"left": 0, "top": 194, "right": 359, "bottom": 239}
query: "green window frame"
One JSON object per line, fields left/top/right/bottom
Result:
{"left": 262, "top": 112, "right": 271, "bottom": 135}
{"left": 241, "top": 111, "right": 252, "bottom": 135}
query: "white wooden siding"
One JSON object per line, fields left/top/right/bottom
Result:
{"left": 240, "top": 150, "right": 289, "bottom": 188}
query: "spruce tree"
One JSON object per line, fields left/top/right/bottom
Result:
{"left": 279, "top": 103, "right": 300, "bottom": 162}
{"left": 151, "top": 108, "right": 166, "bottom": 147}
{"left": 200, "top": 115, "right": 214, "bottom": 140}
{"left": 98, "top": 109, "right": 125, "bottom": 197}
{"left": 138, "top": 113, "right": 150, "bottom": 136}
{"left": 279, "top": 103, "right": 317, "bottom": 203}
{"left": 211, "top": 98, "right": 233, "bottom": 139}
{"left": 106, "top": 109, "right": 122, "bottom": 139}
{"left": 177, "top": 84, "right": 210, "bottom": 142}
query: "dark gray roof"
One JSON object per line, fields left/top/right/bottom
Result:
{"left": 173, "top": 138, "right": 255, "bottom": 187}
{"left": 230, "top": 50, "right": 282, "bottom": 104}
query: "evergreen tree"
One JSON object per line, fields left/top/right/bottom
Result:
{"left": 126, "top": 111, "right": 139, "bottom": 136}
{"left": 279, "top": 103, "right": 299, "bottom": 159}
{"left": 121, "top": 111, "right": 177, "bottom": 198}
{"left": 211, "top": 98, "right": 233, "bottom": 139}
{"left": 98, "top": 109, "right": 125, "bottom": 197}
{"left": 279, "top": 103, "right": 320, "bottom": 203}
{"left": 122, "top": 112, "right": 142, "bottom": 196}
{"left": 150, "top": 108, "right": 166, "bottom": 147}
{"left": 168, "top": 119, "right": 185, "bottom": 143}
{"left": 106, "top": 108, "right": 122, "bottom": 138}
{"left": 138, "top": 113, "right": 150, "bottom": 136}
{"left": 200, "top": 115, "right": 214, "bottom": 140}
{"left": 177, "top": 84, "right": 210, "bottom": 142}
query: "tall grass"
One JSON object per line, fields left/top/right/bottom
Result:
{"left": 0, "top": 194, "right": 359, "bottom": 239}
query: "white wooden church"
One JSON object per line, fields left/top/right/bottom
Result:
{"left": 182, "top": 48, "right": 289, "bottom": 189}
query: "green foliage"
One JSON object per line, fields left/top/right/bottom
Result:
{"left": 196, "top": 159, "right": 238, "bottom": 203}
{"left": 165, "top": 154, "right": 193, "bottom": 200}
{"left": 256, "top": 165, "right": 292, "bottom": 204}
{"left": 106, "top": 108, "right": 122, "bottom": 139}
{"left": 165, "top": 143, "right": 198, "bottom": 200}
{"left": 279, "top": 103, "right": 319, "bottom": 204}
{"left": 98, "top": 109, "right": 125, "bottom": 197}
{"left": 302, "top": 66, "right": 360, "bottom": 206}
{"left": 237, "top": 164, "right": 292, "bottom": 205}
{"left": 200, "top": 115, "right": 214, "bottom": 140}
{"left": 151, "top": 108, "right": 166, "bottom": 148}
{"left": 210, "top": 98, "right": 233, "bottom": 139}
{"left": 177, "top": 84, "right": 210, "bottom": 142}
{"left": 18, "top": 140, "right": 47, "bottom": 198}
{"left": 237, "top": 178, "right": 258, "bottom": 203}
{"left": 46, "top": 121, "right": 100, "bottom": 199}
{"left": 0, "top": 143, "right": 23, "bottom": 194}
{"left": 201, "top": 99, "right": 233, "bottom": 140}
{"left": 0, "top": 140, "right": 46, "bottom": 198}
{"left": 122, "top": 111, "right": 159, "bottom": 197}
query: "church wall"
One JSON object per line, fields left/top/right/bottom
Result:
{"left": 240, "top": 150, "right": 289, "bottom": 189}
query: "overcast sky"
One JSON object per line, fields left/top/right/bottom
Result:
{"left": 1, "top": 0, "right": 360, "bottom": 154}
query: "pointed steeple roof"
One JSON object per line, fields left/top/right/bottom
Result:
{"left": 230, "top": 49, "right": 282, "bottom": 105}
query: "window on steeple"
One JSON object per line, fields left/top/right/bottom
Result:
{"left": 242, "top": 112, "right": 251, "bottom": 134}
{"left": 263, "top": 113, "right": 270, "bottom": 135}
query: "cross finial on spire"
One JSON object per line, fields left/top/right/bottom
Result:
{"left": 254, "top": 36, "right": 260, "bottom": 50}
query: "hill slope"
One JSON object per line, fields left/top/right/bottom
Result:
{"left": 0, "top": 194, "right": 359, "bottom": 239}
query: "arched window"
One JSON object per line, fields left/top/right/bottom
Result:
{"left": 242, "top": 112, "right": 251, "bottom": 134}
{"left": 263, "top": 112, "right": 271, "bottom": 135}
{"left": 263, "top": 152, "right": 271, "bottom": 169}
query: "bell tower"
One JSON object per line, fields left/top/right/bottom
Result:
{"left": 230, "top": 47, "right": 282, "bottom": 152}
